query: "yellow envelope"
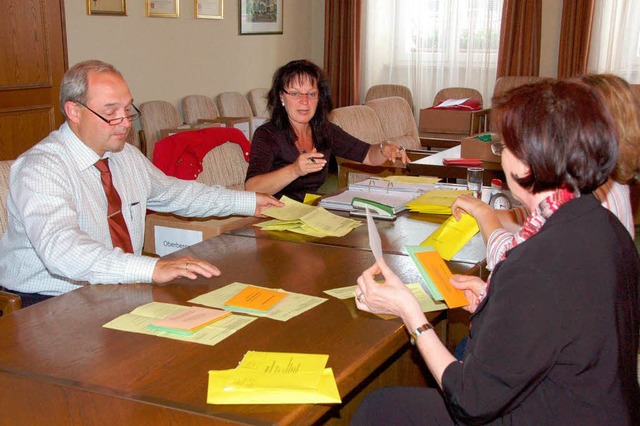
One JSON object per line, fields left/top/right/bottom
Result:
{"left": 421, "top": 213, "right": 479, "bottom": 260}
{"left": 207, "top": 367, "right": 341, "bottom": 405}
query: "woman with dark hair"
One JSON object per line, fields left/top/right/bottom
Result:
{"left": 245, "top": 59, "right": 408, "bottom": 201}
{"left": 351, "top": 80, "right": 639, "bottom": 425}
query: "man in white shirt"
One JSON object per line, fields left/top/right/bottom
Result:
{"left": 0, "top": 60, "right": 281, "bottom": 307}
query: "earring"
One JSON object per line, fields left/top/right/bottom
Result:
{"left": 281, "top": 101, "right": 285, "bottom": 106}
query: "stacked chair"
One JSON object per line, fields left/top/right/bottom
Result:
{"left": 247, "top": 88, "right": 270, "bottom": 119}
{"left": 139, "top": 100, "right": 184, "bottom": 159}
{"left": 364, "top": 84, "right": 415, "bottom": 114}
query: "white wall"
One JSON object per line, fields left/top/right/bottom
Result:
{"left": 64, "top": 0, "right": 325, "bottom": 112}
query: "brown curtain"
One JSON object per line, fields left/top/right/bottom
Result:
{"left": 324, "top": 0, "right": 362, "bottom": 108}
{"left": 496, "top": 0, "right": 542, "bottom": 77}
{"left": 557, "top": 0, "right": 595, "bottom": 78}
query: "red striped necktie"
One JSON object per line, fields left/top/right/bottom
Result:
{"left": 94, "top": 158, "right": 134, "bottom": 254}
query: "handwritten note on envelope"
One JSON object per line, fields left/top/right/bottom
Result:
{"left": 207, "top": 351, "right": 341, "bottom": 405}
{"left": 224, "top": 285, "right": 288, "bottom": 313}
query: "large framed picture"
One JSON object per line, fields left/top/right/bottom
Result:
{"left": 195, "top": 0, "right": 223, "bottom": 19}
{"left": 87, "top": 0, "right": 127, "bottom": 16}
{"left": 239, "top": 0, "right": 283, "bottom": 35}
{"left": 146, "top": 0, "right": 180, "bottom": 18}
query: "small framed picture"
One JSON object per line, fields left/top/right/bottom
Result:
{"left": 146, "top": 0, "right": 180, "bottom": 18}
{"left": 87, "top": 0, "right": 127, "bottom": 16}
{"left": 239, "top": 0, "right": 283, "bottom": 35}
{"left": 195, "top": 0, "right": 223, "bottom": 19}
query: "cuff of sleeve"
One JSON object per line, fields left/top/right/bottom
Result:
{"left": 123, "top": 255, "right": 160, "bottom": 283}
{"left": 235, "top": 191, "right": 257, "bottom": 217}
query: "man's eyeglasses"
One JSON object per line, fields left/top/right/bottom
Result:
{"left": 491, "top": 142, "right": 506, "bottom": 156}
{"left": 282, "top": 89, "right": 319, "bottom": 100}
{"left": 77, "top": 102, "right": 141, "bottom": 126}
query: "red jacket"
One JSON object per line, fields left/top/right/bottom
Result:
{"left": 152, "top": 127, "right": 251, "bottom": 180}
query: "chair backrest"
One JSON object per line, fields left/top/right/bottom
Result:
{"left": 195, "top": 143, "right": 248, "bottom": 190}
{"left": 329, "top": 105, "right": 386, "bottom": 145}
{"left": 433, "top": 87, "right": 483, "bottom": 107}
{"left": 216, "top": 92, "right": 253, "bottom": 117}
{"left": 364, "top": 84, "right": 415, "bottom": 113}
{"left": 247, "top": 88, "right": 270, "bottom": 119}
{"left": 365, "top": 97, "right": 421, "bottom": 150}
{"left": 182, "top": 95, "right": 220, "bottom": 125}
{"left": 493, "top": 76, "right": 548, "bottom": 98}
{"left": 0, "top": 160, "right": 14, "bottom": 237}
{"left": 139, "top": 101, "right": 183, "bottom": 159}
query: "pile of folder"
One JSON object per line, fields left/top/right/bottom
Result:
{"left": 256, "top": 196, "right": 361, "bottom": 237}
{"left": 405, "top": 189, "right": 473, "bottom": 214}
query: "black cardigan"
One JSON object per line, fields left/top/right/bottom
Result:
{"left": 443, "top": 194, "right": 640, "bottom": 425}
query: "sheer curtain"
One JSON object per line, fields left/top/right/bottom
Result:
{"left": 588, "top": 0, "right": 640, "bottom": 83}
{"left": 361, "top": 0, "right": 503, "bottom": 114}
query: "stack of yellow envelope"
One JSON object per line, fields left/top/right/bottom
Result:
{"left": 207, "top": 351, "right": 341, "bottom": 404}
{"left": 405, "top": 189, "right": 473, "bottom": 214}
{"left": 255, "top": 196, "right": 361, "bottom": 237}
{"left": 421, "top": 213, "right": 480, "bottom": 260}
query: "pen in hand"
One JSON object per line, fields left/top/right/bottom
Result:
{"left": 301, "top": 149, "right": 316, "bottom": 163}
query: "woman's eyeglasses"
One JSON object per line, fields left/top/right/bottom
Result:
{"left": 282, "top": 89, "right": 319, "bottom": 100}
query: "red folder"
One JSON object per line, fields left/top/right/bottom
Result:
{"left": 442, "top": 158, "right": 483, "bottom": 167}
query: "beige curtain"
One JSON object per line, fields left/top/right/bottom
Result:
{"left": 557, "top": 0, "right": 595, "bottom": 78}
{"left": 324, "top": 0, "right": 362, "bottom": 108}
{"left": 497, "top": 0, "right": 542, "bottom": 77}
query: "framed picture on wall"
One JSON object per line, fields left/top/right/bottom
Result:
{"left": 146, "top": 0, "right": 180, "bottom": 18}
{"left": 195, "top": 0, "right": 223, "bottom": 19}
{"left": 239, "top": 0, "right": 283, "bottom": 35}
{"left": 87, "top": 0, "right": 127, "bottom": 16}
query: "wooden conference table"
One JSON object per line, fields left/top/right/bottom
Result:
{"left": 0, "top": 223, "right": 480, "bottom": 425}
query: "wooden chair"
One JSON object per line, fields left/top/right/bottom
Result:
{"left": 0, "top": 160, "right": 21, "bottom": 314}
{"left": 365, "top": 96, "right": 422, "bottom": 150}
{"left": 433, "top": 87, "right": 483, "bottom": 107}
{"left": 493, "top": 76, "right": 548, "bottom": 98}
{"left": 364, "top": 84, "right": 415, "bottom": 113}
{"left": 329, "top": 104, "right": 428, "bottom": 188}
{"left": 139, "top": 100, "right": 184, "bottom": 159}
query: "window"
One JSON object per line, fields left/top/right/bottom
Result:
{"left": 588, "top": 0, "right": 640, "bottom": 83}
{"left": 362, "top": 0, "right": 503, "bottom": 113}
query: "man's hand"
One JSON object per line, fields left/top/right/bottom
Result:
{"left": 254, "top": 193, "right": 283, "bottom": 217}
{"left": 152, "top": 256, "right": 221, "bottom": 284}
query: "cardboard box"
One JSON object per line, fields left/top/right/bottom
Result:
{"left": 419, "top": 108, "right": 491, "bottom": 135}
{"left": 461, "top": 133, "right": 501, "bottom": 163}
{"left": 143, "top": 212, "right": 257, "bottom": 256}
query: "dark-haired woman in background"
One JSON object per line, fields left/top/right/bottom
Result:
{"left": 352, "top": 80, "right": 639, "bottom": 425}
{"left": 245, "top": 59, "right": 408, "bottom": 202}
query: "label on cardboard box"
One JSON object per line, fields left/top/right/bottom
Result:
{"left": 155, "top": 226, "right": 203, "bottom": 256}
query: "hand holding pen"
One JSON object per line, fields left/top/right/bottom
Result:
{"left": 294, "top": 148, "right": 326, "bottom": 176}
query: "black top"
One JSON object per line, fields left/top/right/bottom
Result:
{"left": 245, "top": 121, "right": 370, "bottom": 201}
{"left": 442, "top": 194, "right": 640, "bottom": 425}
